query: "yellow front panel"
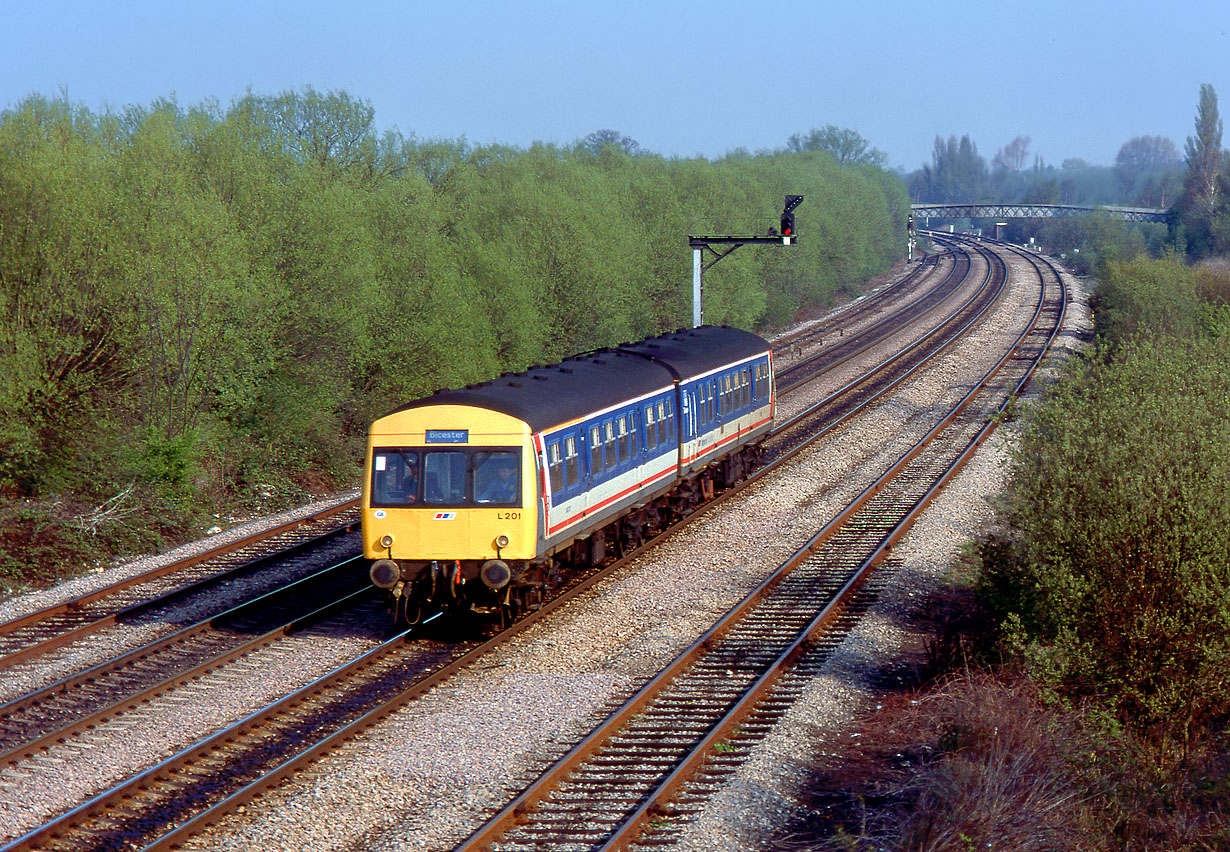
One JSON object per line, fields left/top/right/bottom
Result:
{"left": 361, "top": 404, "right": 539, "bottom": 562}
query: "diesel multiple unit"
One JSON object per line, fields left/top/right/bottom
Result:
{"left": 362, "top": 325, "right": 774, "bottom": 624}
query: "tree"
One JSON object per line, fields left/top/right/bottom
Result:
{"left": 786, "top": 125, "right": 886, "bottom": 167}
{"left": 916, "top": 134, "right": 988, "bottom": 202}
{"left": 1183, "top": 83, "right": 1224, "bottom": 208}
{"left": 582, "top": 129, "right": 642, "bottom": 156}
{"left": 991, "top": 135, "right": 1031, "bottom": 173}
{"left": 234, "top": 86, "right": 379, "bottom": 178}
{"left": 1115, "top": 135, "right": 1180, "bottom": 177}
{"left": 1176, "top": 84, "right": 1228, "bottom": 258}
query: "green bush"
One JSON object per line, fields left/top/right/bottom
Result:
{"left": 981, "top": 327, "right": 1230, "bottom": 748}
{"left": 1093, "top": 254, "right": 1205, "bottom": 342}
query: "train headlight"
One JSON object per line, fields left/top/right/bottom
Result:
{"left": 494, "top": 534, "right": 510, "bottom": 549}
{"left": 380, "top": 534, "right": 394, "bottom": 549}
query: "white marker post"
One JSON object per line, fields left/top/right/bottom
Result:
{"left": 692, "top": 246, "right": 703, "bottom": 326}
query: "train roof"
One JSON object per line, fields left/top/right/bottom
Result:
{"left": 384, "top": 325, "right": 770, "bottom": 433}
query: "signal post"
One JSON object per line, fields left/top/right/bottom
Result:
{"left": 688, "top": 195, "right": 803, "bottom": 327}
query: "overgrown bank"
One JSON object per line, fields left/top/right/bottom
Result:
{"left": 775, "top": 254, "right": 1230, "bottom": 850}
{"left": 0, "top": 88, "right": 908, "bottom": 593}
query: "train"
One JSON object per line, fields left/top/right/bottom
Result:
{"left": 361, "top": 324, "right": 775, "bottom": 625}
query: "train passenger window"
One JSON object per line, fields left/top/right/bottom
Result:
{"left": 617, "top": 416, "right": 629, "bottom": 462}
{"left": 564, "top": 435, "right": 580, "bottom": 487}
{"left": 645, "top": 406, "right": 657, "bottom": 450}
{"left": 629, "top": 412, "right": 639, "bottom": 456}
{"left": 657, "top": 401, "right": 667, "bottom": 444}
{"left": 741, "top": 369, "right": 750, "bottom": 408}
{"left": 423, "top": 451, "right": 467, "bottom": 505}
{"left": 604, "top": 421, "right": 617, "bottom": 469}
{"left": 664, "top": 398, "right": 674, "bottom": 441}
{"left": 370, "top": 449, "right": 421, "bottom": 507}
{"left": 548, "top": 442, "right": 563, "bottom": 493}
{"left": 589, "top": 426, "right": 602, "bottom": 475}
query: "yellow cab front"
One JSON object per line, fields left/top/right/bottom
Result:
{"left": 361, "top": 404, "right": 539, "bottom": 604}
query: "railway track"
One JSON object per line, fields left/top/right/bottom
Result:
{"left": 454, "top": 234, "right": 1067, "bottom": 850}
{"left": 0, "top": 557, "right": 373, "bottom": 767}
{"left": 770, "top": 251, "right": 942, "bottom": 361}
{"left": 0, "top": 241, "right": 1039, "bottom": 850}
{"left": 773, "top": 250, "right": 967, "bottom": 394}
{"left": 0, "top": 503, "right": 361, "bottom": 674}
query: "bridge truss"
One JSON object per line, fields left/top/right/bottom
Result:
{"left": 910, "top": 202, "right": 1168, "bottom": 223}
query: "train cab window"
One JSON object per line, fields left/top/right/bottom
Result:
{"left": 603, "top": 421, "right": 617, "bottom": 468}
{"left": 423, "top": 451, "right": 467, "bottom": 505}
{"left": 564, "top": 435, "right": 580, "bottom": 487}
{"left": 645, "top": 406, "right": 657, "bottom": 450}
{"left": 370, "top": 449, "right": 421, "bottom": 507}
{"left": 589, "top": 426, "right": 602, "bottom": 475}
{"left": 617, "top": 415, "right": 629, "bottom": 462}
{"left": 548, "top": 442, "right": 563, "bottom": 492}
{"left": 474, "top": 451, "right": 520, "bottom": 505}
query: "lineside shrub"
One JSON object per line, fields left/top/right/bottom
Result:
{"left": 979, "top": 300, "right": 1230, "bottom": 751}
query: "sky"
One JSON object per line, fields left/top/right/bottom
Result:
{"left": 3, "top": 0, "right": 1227, "bottom": 171}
